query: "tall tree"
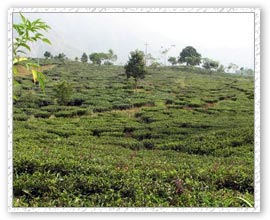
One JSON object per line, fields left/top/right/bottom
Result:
{"left": 99, "top": 52, "right": 109, "bottom": 64}
{"left": 237, "top": 67, "right": 254, "bottom": 76}
{"left": 227, "top": 63, "right": 239, "bottom": 73}
{"left": 44, "top": 51, "right": 51, "bottom": 59}
{"left": 81, "top": 52, "right": 88, "bottom": 64}
{"left": 55, "top": 53, "right": 66, "bottom": 64}
{"left": 202, "top": 58, "right": 219, "bottom": 72}
{"left": 107, "top": 49, "right": 118, "bottom": 63}
{"left": 57, "top": 53, "right": 66, "bottom": 60}
{"left": 217, "top": 64, "right": 225, "bottom": 73}
{"left": 168, "top": 57, "right": 177, "bottom": 66}
{"left": 89, "top": 53, "right": 101, "bottom": 65}
{"left": 89, "top": 50, "right": 118, "bottom": 65}
{"left": 179, "top": 46, "right": 201, "bottom": 66}
{"left": 124, "top": 50, "right": 146, "bottom": 89}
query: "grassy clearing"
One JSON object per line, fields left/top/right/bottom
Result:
{"left": 13, "top": 61, "right": 254, "bottom": 207}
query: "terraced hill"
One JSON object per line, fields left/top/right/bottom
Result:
{"left": 13, "top": 61, "right": 254, "bottom": 207}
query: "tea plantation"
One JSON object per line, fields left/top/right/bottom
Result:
{"left": 13, "top": 61, "right": 254, "bottom": 207}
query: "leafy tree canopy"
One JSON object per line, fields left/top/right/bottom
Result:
{"left": 89, "top": 50, "right": 117, "bottom": 65}
{"left": 81, "top": 52, "right": 88, "bottom": 63}
{"left": 89, "top": 53, "right": 102, "bottom": 65}
{"left": 124, "top": 50, "right": 146, "bottom": 83}
{"left": 179, "top": 46, "right": 201, "bottom": 66}
{"left": 44, "top": 51, "right": 52, "bottom": 59}
{"left": 168, "top": 57, "right": 177, "bottom": 66}
{"left": 202, "top": 58, "right": 219, "bottom": 71}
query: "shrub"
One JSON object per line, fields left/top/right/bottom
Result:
{"left": 53, "top": 81, "right": 73, "bottom": 105}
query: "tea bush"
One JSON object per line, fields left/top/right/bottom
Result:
{"left": 13, "top": 61, "right": 254, "bottom": 207}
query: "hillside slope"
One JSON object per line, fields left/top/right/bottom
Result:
{"left": 13, "top": 62, "right": 254, "bottom": 207}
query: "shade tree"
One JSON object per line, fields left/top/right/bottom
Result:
{"left": 89, "top": 53, "right": 102, "bottom": 65}
{"left": 81, "top": 52, "right": 88, "bottom": 63}
{"left": 226, "top": 63, "right": 239, "bottom": 73}
{"left": 179, "top": 46, "right": 201, "bottom": 66}
{"left": 124, "top": 50, "right": 146, "bottom": 89}
{"left": 89, "top": 50, "right": 118, "bottom": 65}
{"left": 107, "top": 49, "right": 118, "bottom": 63}
{"left": 168, "top": 57, "right": 178, "bottom": 66}
{"left": 44, "top": 51, "right": 52, "bottom": 59}
{"left": 202, "top": 58, "right": 219, "bottom": 72}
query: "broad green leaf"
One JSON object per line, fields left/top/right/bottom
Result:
{"left": 12, "top": 13, "right": 50, "bottom": 95}
{"left": 13, "top": 24, "right": 23, "bottom": 34}
{"left": 26, "top": 62, "right": 40, "bottom": 70}
{"left": 19, "top": 13, "right": 27, "bottom": 24}
{"left": 33, "top": 18, "right": 42, "bottom": 24}
{"left": 31, "top": 69, "right": 46, "bottom": 91}
{"left": 19, "top": 43, "right": 31, "bottom": 51}
{"left": 13, "top": 57, "right": 28, "bottom": 64}
{"left": 31, "top": 69, "right": 38, "bottom": 83}
{"left": 36, "top": 71, "right": 46, "bottom": 91}
{"left": 26, "top": 20, "right": 31, "bottom": 29}
{"left": 35, "top": 33, "right": 44, "bottom": 39}
{"left": 42, "top": 38, "right": 51, "bottom": 45}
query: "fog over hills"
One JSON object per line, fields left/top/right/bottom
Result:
{"left": 13, "top": 12, "right": 254, "bottom": 69}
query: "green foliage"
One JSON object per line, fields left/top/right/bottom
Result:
{"left": 13, "top": 13, "right": 51, "bottom": 56}
{"left": 168, "top": 57, "right": 177, "bottom": 66}
{"left": 217, "top": 64, "right": 225, "bottom": 73}
{"left": 53, "top": 81, "right": 73, "bottom": 105}
{"left": 13, "top": 13, "right": 51, "bottom": 92}
{"left": 89, "top": 50, "right": 117, "bottom": 65}
{"left": 179, "top": 46, "right": 201, "bottom": 66}
{"left": 13, "top": 62, "right": 254, "bottom": 207}
{"left": 227, "top": 63, "right": 239, "bottom": 73}
{"left": 202, "top": 58, "right": 219, "bottom": 71}
{"left": 104, "top": 61, "right": 113, "bottom": 65}
{"left": 81, "top": 52, "right": 88, "bottom": 63}
{"left": 238, "top": 68, "right": 254, "bottom": 76}
{"left": 149, "top": 61, "right": 162, "bottom": 69}
{"left": 124, "top": 50, "right": 146, "bottom": 85}
{"left": 44, "top": 51, "right": 52, "bottom": 59}
{"left": 55, "top": 53, "right": 66, "bottom": 63}
{"left": 107, "top": 49, "right": 118, "bottom": 63}
{"left": 89, "top": 53, "right": 102, "bottom": 65}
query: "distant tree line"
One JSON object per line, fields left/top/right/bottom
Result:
{"left": 44, "top": 45, "right": 253, "bottom": 76}
{"left": 44, "top": 49, "right": 118, "bottom": 66}
{"left": 44, "top": 51, "right": 67, "bottom": 63}
{"left": 44, "top": 51, "right": 66, "bottom": 60}
{"left": 79, "top": 49, "right": 118, "bottom": 65}
{"left": 163, "top": 46, "right": 253, "bottom": 75}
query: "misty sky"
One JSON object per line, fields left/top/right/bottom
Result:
{"left": 13, "top": 12, "right": 255, "bottom": 69}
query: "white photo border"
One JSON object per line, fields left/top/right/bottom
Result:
{"left": 7, "top": 7, "right": 260, "bottom": 212}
